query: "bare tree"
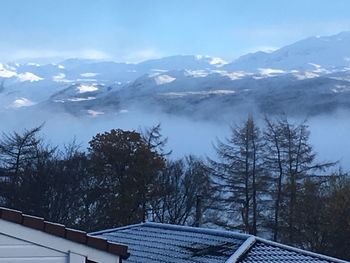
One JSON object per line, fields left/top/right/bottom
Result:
{"left": 209, "top": 116, "right": 266, "bottom": 234}
{"left": 263, "top": 117, "right": 334, "bottom": 242}
{"left": 142, "top": 123, "right": 172, "bottom": 157}
{"left": 150, "top": 156, "right": 211, "bottom": 226}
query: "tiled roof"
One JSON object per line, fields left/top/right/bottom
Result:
{"left": 91, "top": 222, "right": 249, "bottom": 263}
{"left": 91, "top": 222, "right": 349, "bottom": 263}
{"left": 237, "top": 239, "right": 349, "bottom": 263}
{"left": 0, "top": 207, "right": 129, "bottom": 259}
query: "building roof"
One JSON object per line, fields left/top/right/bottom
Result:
{"left": 91, "top": 222, "right": 248, "bottom": 263}
{"left": 0, "top": 207, "right": 129, "bottom": 260}
{"left": 91, "top": 222, "right": 349, "bottom": 263}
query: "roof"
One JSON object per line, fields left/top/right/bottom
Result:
{"left": 91, "top": 222, "right": 249, "bottom": 263}
{"left": 0, "top": 207, "right": 129, "bottom": 259}
{"left": 91, "top": 222, "right": 349, "bottom": 263}
{"left": 237, "top": 238, "right": 350, "bottom": 263}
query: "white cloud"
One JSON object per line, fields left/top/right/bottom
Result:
{"left": 123, "top": 48, "right": 163, "bottom": 63}
{"left": 9, "top": 48, "right": 111, "bottom": 61}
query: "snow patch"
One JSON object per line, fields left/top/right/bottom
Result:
{"left": 161, "top": 90, "right": 235, "bottom": 97}
{"left": 195, "top": 55, "right": 227, "bottom": 67}
{"left": 10, "top": 98, "right": 35, "bottom": 108}
{"left": 331, "top": 85, "right": 350, "bottom": 93}
{"left": 185, "top": 70, "right": 209, "bottom": 78}
{"left": 80, "top": 72, "right": 99, "bottom": 78}
{"left": 67, "top": 97, "right": 96, "bottom": 102}
{"left": 0, "top": 69, "right": 16, "bottom": 78}
{"left": 76, "top": 84, "right": 98, "bottom": 93}
{"left": 151, "top": 69, "right": 168, "bottom": 73}
{"left": 294, "top": 71, "right": 320, "bottom": 80}
{"left": 17, "top": 72, "right": 43, "bottom": 82}
{"left": 308, "top": 63, "right": 330, "bottom": 73}
{"left": 309, "top": 63, "right": 322, "bottom": 68}
{"left": 53, "top": 73, "right": 70, "bottom": 82}
{"left": 27, "top": 62, "right": 40, "bottom": 67}
{"left": 76, "top": 78, "right": 97, "bottom": 82}
{"left": 154, "top": 75, "right": 176, "bottom": 85}
{"left": 258, "top": 68, "right": 285, "bottom": 76}
{"left": 210, "top": 57, "right": 228, "bottom": 66}
{"left": 53, "top": 99, "right": 65, "bottom": 103}
{"left": 87, "top": 109, "right": 104, "bottom": 117}
{"left": 216, "top": 71, "right": 248, "bottom": 80}
{"left": 0, "top": 64, "right": 17, "bottom": 78}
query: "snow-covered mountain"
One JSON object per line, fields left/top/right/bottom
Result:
{"left": 1, "top": 32, "right": 350, "bottom": 167}
{"left": 0, "top": 32, "right": 350, "bottom": 119}
{"left": 224, "top": 31, "right": 350, "bottom": 72}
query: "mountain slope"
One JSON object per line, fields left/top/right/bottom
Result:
{"left": 224, "top": 31, "right": 350, "bottom": 71}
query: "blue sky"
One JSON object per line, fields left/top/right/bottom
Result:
{"left": 1, "top": 0, "right": 350, "bottom": 63}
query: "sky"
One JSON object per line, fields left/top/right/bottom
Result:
{"left": 1, "top": 0, "right": 350, "bottom": 63}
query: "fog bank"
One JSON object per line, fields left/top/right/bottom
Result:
{"left": 2, "top": 108, "right": 349, "bottom": 169}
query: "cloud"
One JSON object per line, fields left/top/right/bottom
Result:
{"left": 122, "top": 48, "right": 164, "bottom": 63}
{"left": 230, "top": 21, "right": 350, "bottom": 59}
{"left": 8, "top": 48, "right": 111, "bottom": 62}
{"left": 5, "top": 47, "right": 163, "bottom": 64}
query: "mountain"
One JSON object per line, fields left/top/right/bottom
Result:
{"left": 1, "top": 32, "right": 350, "bottom": 119}
{"left": 136, "top": 55, "right": 227, "bottom": 71}
{"left": 224, "top": 31, "right": 350, "bottom": 72}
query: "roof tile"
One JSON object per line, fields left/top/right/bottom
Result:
{"left": 0, "top": 207, "right": 128, "bottom": 259}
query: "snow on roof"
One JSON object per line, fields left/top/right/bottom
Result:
{"left": 91, "top": 222, "right": 349, "bottom": 263}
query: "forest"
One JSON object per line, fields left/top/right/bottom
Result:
{"left": 0, "top": 117, "right": 349, "bottom": 260}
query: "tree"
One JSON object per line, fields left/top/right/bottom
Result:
{"left": 47, "top": 142, "right": 90, "bottom": 228}
{"left": 263, "top": 117, "right": 334, "bottom": 242}
{"left": 0, "top": 126, "right": 48, "bottom": 209}
{"left": 321, "top": 173, "right": 350, "bottom": 260}
{"left": 0, "top": 128, "right": 89, "bottom": 228}
{"left": 142, "top": 123, "right": 172, "bottom": 157}
{"left": 87, "top": 129, "right": 165, "bottom": 230}
{"left": 0, "top": 126, "right": 43, "bottom": 178}
{"left": 291, "top": 171, "right": 350, "bottom": 261}
{"left": 293, "top": 178, "right": 328, "bottom": 252}
{"left": 209, "top": 116, "right": 266, "bottom": 234}
{"left": 150, "top": 156, "right": 211, "bottom": 226}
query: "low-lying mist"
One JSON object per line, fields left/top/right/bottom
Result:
{"left": 3, "top": 107, "right": 350, "bottom": 169}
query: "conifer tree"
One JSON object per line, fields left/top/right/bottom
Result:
{"left": 210, "top": 117, "right": 266, "bottom": 234}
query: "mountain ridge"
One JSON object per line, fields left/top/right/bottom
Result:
{"left": 0, "top": 31, "right": 349, "bottom": 120}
